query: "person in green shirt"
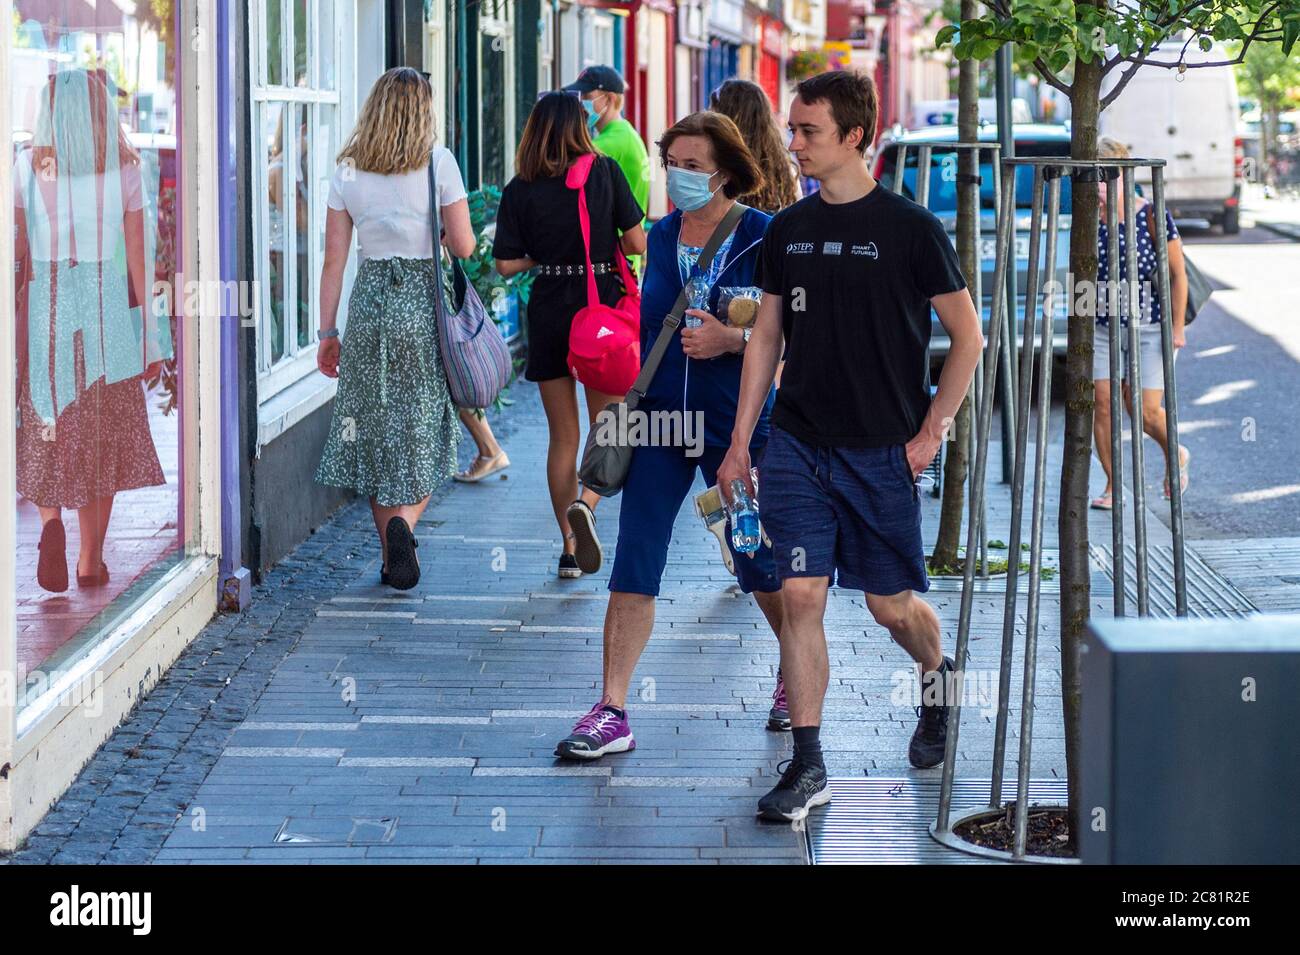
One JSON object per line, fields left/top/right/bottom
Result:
{"left": 564, "top": 66, "right": 649, "bottom": 274}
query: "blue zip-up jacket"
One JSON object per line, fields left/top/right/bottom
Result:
{"left": 638, "top": 207, "right": 775, "bottom": 449}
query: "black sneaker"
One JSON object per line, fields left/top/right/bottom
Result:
{"left": 756, "top": 758, "right": 831, "bottom": 821}
{"left": 558, "top": 553, "right": 582, "bottom": 579}
{"left": 908, "top": 656, "right": 955, "bottom": 769}
{"left": 565, "top": 500, "right": 603, "bottom": 574}
{"left": 384, "top": 517, "right": 420, "bottom": 590}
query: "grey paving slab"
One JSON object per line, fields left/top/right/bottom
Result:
{"left": 9, "top": 382, "right": 1246, "bottom": 866}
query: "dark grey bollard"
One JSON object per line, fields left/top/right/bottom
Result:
{"left": 1081, "top": 615, "right": 1300, "bottom": 864}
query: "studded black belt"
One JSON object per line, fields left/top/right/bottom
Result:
{"left": 535, "top": 262, "right": 616, "bottom": 276}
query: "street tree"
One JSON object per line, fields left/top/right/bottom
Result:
{"left": 1233, "top": 38, "right": 1300, "bottom": 175}
{"left": 933, "top": 0, "right": 983, "bottom": 572}
{"left": 938, "top": 1, "right": 1300, "bottom": 847}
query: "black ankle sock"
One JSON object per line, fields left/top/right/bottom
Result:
{"left": 600, "top": 704, "right": 625, "bottom": 720}
{"left": 791, "top": 725, "right": 823, "bottom": 767}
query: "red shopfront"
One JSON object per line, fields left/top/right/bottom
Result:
{"left": 757, "top": 15, "right": 783, "bottom": 112}
{"left": 580, "top": 0, "right": 675, "bottom": 146}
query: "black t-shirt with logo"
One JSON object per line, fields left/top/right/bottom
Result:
{"left": 755, "top": 185, "right": 966, "bottom": 448}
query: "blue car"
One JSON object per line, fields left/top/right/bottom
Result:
{"left": 873, "top": 123, "right": 1074, "bottom": 362}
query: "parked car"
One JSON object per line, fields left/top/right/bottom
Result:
{"left": 873, "top": 123, "right": 1073, "bottom": 363}
{"left": 1100, "top": 42, "right": 1242, "bottom": 234}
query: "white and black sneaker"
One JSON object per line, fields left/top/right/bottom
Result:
{"left": 565, "top": 500, "right": 603, "bottom": 574}
{"left": 756, "top": 758, "right": 831, "bottom": 821}
{"left": 558, "top": 553, "right": 582, "bottom": 579}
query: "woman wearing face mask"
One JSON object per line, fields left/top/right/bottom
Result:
{"left": 552, "top": 111, "right": 791, "bottom": 760}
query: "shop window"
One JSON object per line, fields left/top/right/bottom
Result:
{"left": 10, "top": 4, "right": 185, "bottom": 714}
{"left": 250, "top": 0, "right": 343, "bottom": 401}
{"left": 423, "top": 0, "right": 449, "bottom": 143}
{"left": 478, "top": 3, "right": 515, "bottom": 188}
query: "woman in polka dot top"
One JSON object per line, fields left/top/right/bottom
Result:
{"left": 1091, "top": 138, "right": 1191, "bottom": 510}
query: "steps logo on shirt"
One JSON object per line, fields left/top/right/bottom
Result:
{"left": 786, "top": 242, "right": 815, "bottom": 254}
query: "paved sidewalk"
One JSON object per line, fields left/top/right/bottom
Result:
{"left": 1242, "top": 190, "right": 1300, "bottom": 240}
{"left": 7, "top": 383, "right": 1212, "bottom": 865}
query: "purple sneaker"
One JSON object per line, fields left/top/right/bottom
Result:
{"left": 555, "top": 703, "right": 635, "bottom": 760}
{"left": 768, "top": 671, "right": 791, "bottom": 732}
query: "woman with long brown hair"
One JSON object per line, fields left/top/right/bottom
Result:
{"left": 315, "top": 67, "right": 477, "bottom": 590}
{"left": 709, "top": 79, "right": 800, "bottom": 214}
{"left": 493, "top": 92, "right": 646, "bottom": 578}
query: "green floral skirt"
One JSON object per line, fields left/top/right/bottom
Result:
{"left": 316, "top": 257, "right": 459, "bottom": 506}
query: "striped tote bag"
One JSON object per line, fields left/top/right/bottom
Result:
{"left": 428, "top": 154, "right": 512, "bottom": 409}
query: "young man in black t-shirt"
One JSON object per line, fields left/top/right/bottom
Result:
{"left": 717, "top": 71, "right": 983, "bottom": 821}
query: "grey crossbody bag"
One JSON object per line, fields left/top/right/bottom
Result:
{"left": 578, "top": 203, "right": 747, "bottom": 497}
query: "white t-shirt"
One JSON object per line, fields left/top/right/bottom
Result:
{"left": 13, "top": 149, "right": 145, "bottom": 263}
{"left": 326, "top": 145, "right": 467, "bottom": 260}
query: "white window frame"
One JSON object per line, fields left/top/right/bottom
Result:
{"left": 478, "top": 4, "right": 517, "bottom": 185}
{"left": 423, "top": 2, "right": 448, "bottom": 145}
{"left": 249, "top": 0, "right": 343, "bottom": 403}
{"left": 540, "top": 2, "right": 555, "bottom": 93}
{"left": 587, "top": 13, "right": 614, "bottom": 70}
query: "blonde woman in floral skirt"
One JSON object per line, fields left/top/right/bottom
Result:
{"left": 315, "top": 68, "right": 476, "bottom": 590}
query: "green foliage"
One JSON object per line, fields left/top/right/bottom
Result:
{"left": 1231, "top": 37, "right": 1300, "bottom": 111}
{"left": 462, "top": 186, "right": 535, "bottom": 313}
{"left": 936, "top": 1, "right": 1300, "bottom": 84}
{"left": 787, "top": 49, "right": 832, "bottom": 82}
{"left": 461, "top": 186, "right": 530, "bottom": 413}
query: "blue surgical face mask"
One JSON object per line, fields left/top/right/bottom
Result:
{"left": 667, "top": 166, "right": 723, "bottom": 212}
{"left": 583, "top": 98, "right": 600, "bottom": 132}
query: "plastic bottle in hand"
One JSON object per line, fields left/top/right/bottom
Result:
{"left": 684, "top": 274, "right": 709, "bottom": 329}
{"left": 728, "top": 479, "right": 762, "bottom": 555}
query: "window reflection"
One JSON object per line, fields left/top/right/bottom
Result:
{"left": 12, "top": 4, "right": 183, "bottom": 709}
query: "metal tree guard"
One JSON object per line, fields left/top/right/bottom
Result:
{"left": 892, "top": 140, "right": 1014, "bottom": 577}
{"left": 930, "top": 157, "right": 1189, "bottom": 861}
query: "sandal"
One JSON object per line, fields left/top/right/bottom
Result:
{"left": 1090, "top": 492, "right": 1113, "bottom": 511}
{"left": 76, "top": 561, "right": 110, "bottom": 588}
{"left": 1164, "top": 447, "right": 1190, "bottom": 500}
{"left": 454, "top": 451, "right": 510, "bottom": 483}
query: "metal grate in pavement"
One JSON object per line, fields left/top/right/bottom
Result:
{"left": 1089, "top": 543, "right": 1257, "bottom": 618}
{"left": 806, "top": 777, "right": 1069, "bottom": 864}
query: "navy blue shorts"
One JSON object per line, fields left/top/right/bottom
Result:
{"left": 758, "top": 425, "right": 930, "bottom": 596}
{"left": 609, "top": 443, "right": 781, "bottom": 598}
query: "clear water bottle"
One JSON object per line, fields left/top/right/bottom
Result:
{"left": 729, "top": 479, "right": 761, "bottom": 554}
{"left": 684, "top": 273, "right": 709, "bottom": 329}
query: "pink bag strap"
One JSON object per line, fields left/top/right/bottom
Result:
{"left": 566, "top": 155, "right": 605, "bottom": 307}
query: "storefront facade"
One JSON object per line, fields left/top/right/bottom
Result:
{"left": 705, "top": 0, "right": 748, "bottom": 105}
{"left": 675, "top": 0, "right": 708, "bottom": 117}
{"left": 2, "top": 0, "right": 224, "bottom": 850}
{"left": 236, "top": 0, "right": 388, "bottom": 578}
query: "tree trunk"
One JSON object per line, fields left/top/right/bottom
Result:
{"left": 1264, "top": 100, "right": 1277, "bottom": 184}
{"left": 931, "top": 5, "right": 980, "bottom": 570}
{"left": 1061, "top": 49, "right": 1103, "bottom": 850}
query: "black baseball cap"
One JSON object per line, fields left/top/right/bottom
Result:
{"left": 563, "top": 65, "right": 625, "bottom": 95}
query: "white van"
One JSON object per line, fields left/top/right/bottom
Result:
{"left": 1100, "top": 40, "right": 1242, "bottom": 233}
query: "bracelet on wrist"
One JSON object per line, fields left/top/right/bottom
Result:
{"left": 318, "top": 327, "right": 340, "bottom": 340}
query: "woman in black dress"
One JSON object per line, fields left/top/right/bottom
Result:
{"left": 493, "top": 93, "right": 646, "bottom": 578}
